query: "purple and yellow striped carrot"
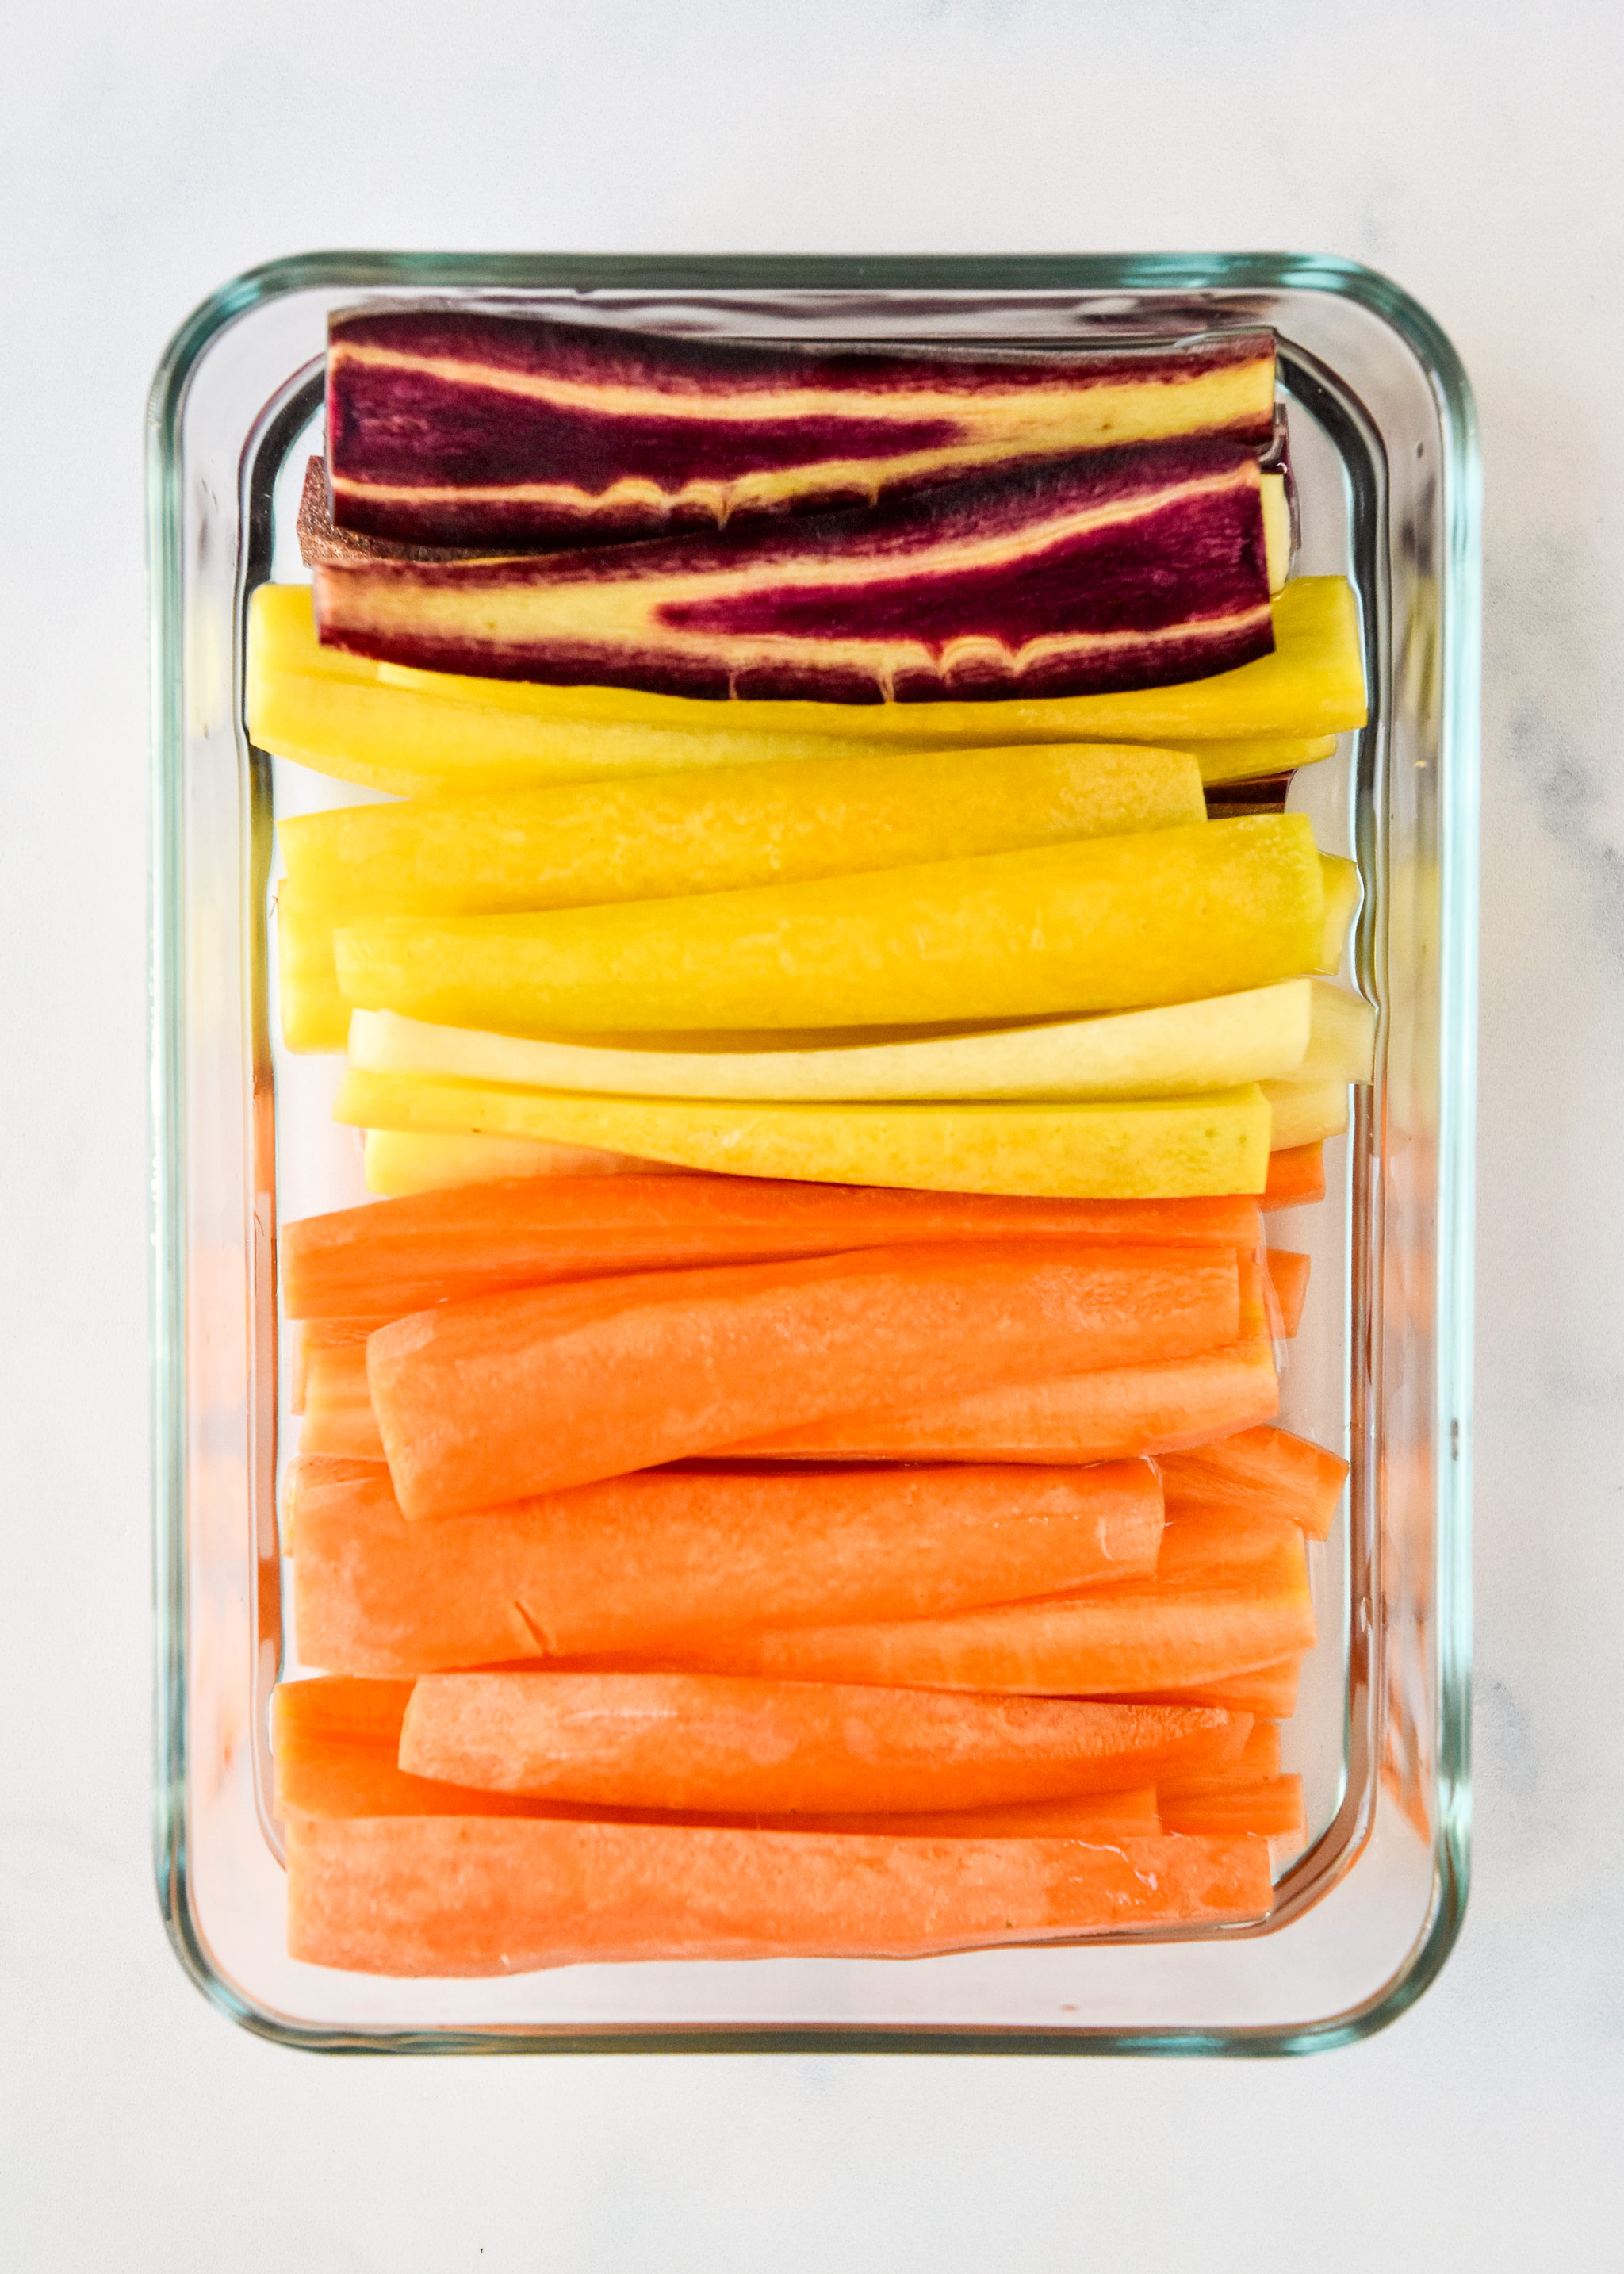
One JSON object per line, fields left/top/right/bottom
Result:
{"left": 313, "top": 439, "right": 1276, "bottom": 704}
{"left": 326, "top": 305, "right": 1277, "bottom": 551}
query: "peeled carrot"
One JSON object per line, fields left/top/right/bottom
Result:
{"left": 281, "top": 1452, "right": 385, "bottom": 1551}
{"left": 273, "top": 1678, "right": 1166, "bottom": 1836}
{"left": 1139, "top": 1659, "right": 1304, "bottom": 1718}
{"left": 398, "top": 1670, "right": 1251, "bottom": 1814}
{"left": 282, "top": 1172, "right": 1264, "bottom": 1321}
{"left": 1159, "top": 1774, "right": 1306, "bottom": 1843}
{"left": 1159, "top": 1423, "right": 1349, "bottom": 1540}
{"left": 369, "top": 1241, "right": 1241, "bottom": 1517}
{"left": 290, "top": 1318, "right": 390, "bottom": 1415}
{"left": 731, "top": 1245, "right": 1277, "bottom": 1463}
{"left": 1264, "top": 1248, "right": 1311, "bottom": 1337}
{"left": 298, "top": 1343, "right": 387, "bottom": 1461}
{"left": 286, "top": 1816, "right": 1274, "bottom": 1973}
{"left": 660, "top": 1511, "right": 1314, "bottom": 1697}
{"left": 1261, "top": 1141, "right": 1324, "bottom": 1210}
{"left": 730, "top": 1331, "right": 1277, "bottom": 1464}
{"left": 799, "top": 1788, "right": 1162, "bottom": 1839}
{"left": 273, "top": 1678, "right": 551, "bottom": 1820}
{"left": 293, "top": 1461, "right": 1163, "bottom": 1678}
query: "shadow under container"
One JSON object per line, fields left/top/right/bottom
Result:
{"left": 149, "top": 252, "right": 1478, "bottom": 2053}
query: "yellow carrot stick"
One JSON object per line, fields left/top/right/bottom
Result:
{"left": 334, "top": 816, "right": 1331, "bottom": 1037}
{"left": 335, "top": 1072, "right": 1274, "bottom": 1199}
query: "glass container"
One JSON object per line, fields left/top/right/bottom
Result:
{"left": 148, "top": 252, "right": 1477, "bottom": 2052}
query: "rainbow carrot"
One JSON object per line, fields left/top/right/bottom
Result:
{"left": 286, "top": 1816, "right": 1274, "bottom": 1972}
{"left": 1159, "top": 1424, "right": 1350, "bottom": 1540}
{"left": 730, "top": 1244, "right": 1277, "bottom": 1463}
{"left": 1264, "top": 1249, "right": 1311, "bottom": 1337}
{"left": 368, "top": 1241, "right": 1241, "bottom": 1516}
{"left": 282, "top": 1172, "right": 1264, "bottom": 1321}
{"left": 653, "top": 1510, "right": 1315, "bottom": 1697}
{"left": 293, "top": 1461, "right": 1163, "bottom": 1678}
{"left": 1261, "top": 1142, "right": 1324, "bottom": 1210}
{"left": 396, "top": 1671, "right": 1251, "bottom": 1815}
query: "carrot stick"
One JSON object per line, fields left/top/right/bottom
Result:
{"left": 397, "top": 1671, "right": 1251, "bottom": 1814}
{"left": 281, "top": 1453, "right": 385, "bottom": 1551}
{"left": 1236, "top": 1719, "right": 1283, "bottom": 1775}
{"left": 1263, "top": 1248, "right": 1311, "bottom": 1336}
{"left": 1159, "top": 1423, "right": 1350, "bottom": 1540}
{"left": 290, "top": 1318, "right": 392, "bottom": 1415}
{"left": 273, "top": 1678, "right": 553, "bottom": 1820}
{"left": 1132, "top": 1658, "right": 1304, "bottom": 1717}
{"left": 363, "top": 1128, "right": 691, "bottom": 1197}
{"left": 285, "top": 1816, "right": 1274, "bottom": 1973}
{"left": 730, "top": 1244, "right": 1277, "bottom": 1463}
{"left": 273, "top": 1679, "right": 1162, "bottom": 1837}
{"left": 729, "top": 1333, "right": 1277, "bottom": 1464}
{"left": 368, "top": 1241, "right": 1242, "bottom": 1517}
{"left": 1261, "top": 1141, "right": 1324, "bottom": 1210}
{"left": 1159, "top": 1774, "right": 1306, "bottom": 1842}
{"left": 298, "top": 1344, "right": 386, "bottom": 1460}
{"left": 293, "top": 1461, "right": 1164, "bottom": 1678}
{"left": 657, "top": 1513, "right": 1314, "bottom": 1697}
{"left": 801, "top": 1788, "right": 1162, "bottom": 1839}
{"left": 282, "top": 1172, "right": 1264, "bottom": 1321}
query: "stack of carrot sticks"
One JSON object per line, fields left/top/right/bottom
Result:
{"left": 276, "top": 1147, "right": 1346, "bottom": 1976}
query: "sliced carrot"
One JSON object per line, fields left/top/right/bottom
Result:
{"left": 397, "top": 1670, "right": 1248, "bottom": 1814}
{"left": 285, "top": 1816, "right": 1274, "bottom": 1973}
{"left": 1159, "top": 1774, "right": 1306, "bottom": 1842}
{"left": 282, "top": 1172, "right": 1264, "bottom": 1321}
{"left": 1261, "top": 1141, "right": 1324, "bottom": 1210}
{"left": 1264, "top": 1248, "right": 1311, "bottom": 1336}
{"left": 1237, "top": 1719, "right": 1283, "bottom": 1776}
{"left": 801, "top": 1788, "right": 1162, "bottom": 1839}
{"left": 298, "top": 1343, "right": 387, "bottom": 1461}
{"left": 273, "top": 1678, "right": 550, "bottom": 1820}
{"left": 731, "top": 1333, "right": 1277, "bottom": 1464}
{"left": 277, "top": 1680, "right": 1165, "bottom": 1837}
{"left": 290, "top": 1317, "right": 391, "bottom": 1416}
{"left": 1135, "top": 1657, "right": 1304, "bottom": 1718}
{"left": 1159, "top": 1423, "right": 1349, "bottom": 1540}
{"left": 369, "top": 1241, "right": 1241, "bottom": 1517}
{"left": 293, "top": 1461, "right": 1164, "bottom": 1678}
{"left": 661, "top": 1512, "right": 1314, "bottom": 1697}
{"left": 281, "top": 1452, "right": 385, "bottom": 1551}
{"left": 732, "top": 1244, "right": 1277, "bottom": 1463}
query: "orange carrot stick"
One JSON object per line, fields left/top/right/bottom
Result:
{"left": 298, "top": 1344, "right": 387, "bottom": 1460}
{"left": 731, "top": 1245, "right": 1277, "bottom": 1463}
{"left": 293, "top": 1460, "right": 1164, "bottom": 1678}
{"left": 284, "top": 1173, "right": 1265, "bottom": 1321}
{"left": 290, "top": 1317, "right": 391, "bottom": 1415}
{"left": 1159, "top": 1774, "right": 1306, "bottom": 1842}
{"left": 1135, "top": 1659, "right": 1304, "bottom": 1717}
{"left": 1261, "top": 1142, "right": 1324, "bottom": 1211}
{"left": 286, "top": 1816, "right": 1274, "bottom": 1973}
{"left": 800, "top": 1788, "right": 1162, "bottom": 1839}
{"left": 369, "top": 1240, "right": 1241, "bottom": 1516}
{"left": 658, "top": 1512, "right": 1314, "bottom": 1697}
{"left": 273, "top": 1678, "right": 554, "bottom": 1820}
{"left": 1263, "top": 1249, "right": 1311, "bottom": 1336}
{"left": 281, "top": 1452, "right": 386, "bottom": 1550}
{"left": 1159, "top": 1423, "right": 1349, "bottom": 1540}
{"left": 396, "top": 1670, "right": 1249, "bottom": 1815}
{"left": 277, "top": 1680, "right": 1165, "bottom": 1835}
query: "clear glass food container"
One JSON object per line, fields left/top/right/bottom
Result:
{"left": 148, "top": 252, "right": 1477, "bottom": 2053}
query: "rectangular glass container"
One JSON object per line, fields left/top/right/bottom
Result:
{"left": 148, "top": 253, "right": 1477, "bottom": 2053}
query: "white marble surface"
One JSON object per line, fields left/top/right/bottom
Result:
{"left": 4, "top": 1, "right": 1621, "bottom": 2263}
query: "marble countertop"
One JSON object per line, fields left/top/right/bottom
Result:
{"left": 5, "top": 0, "right": 1619, "bottom": 2263}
